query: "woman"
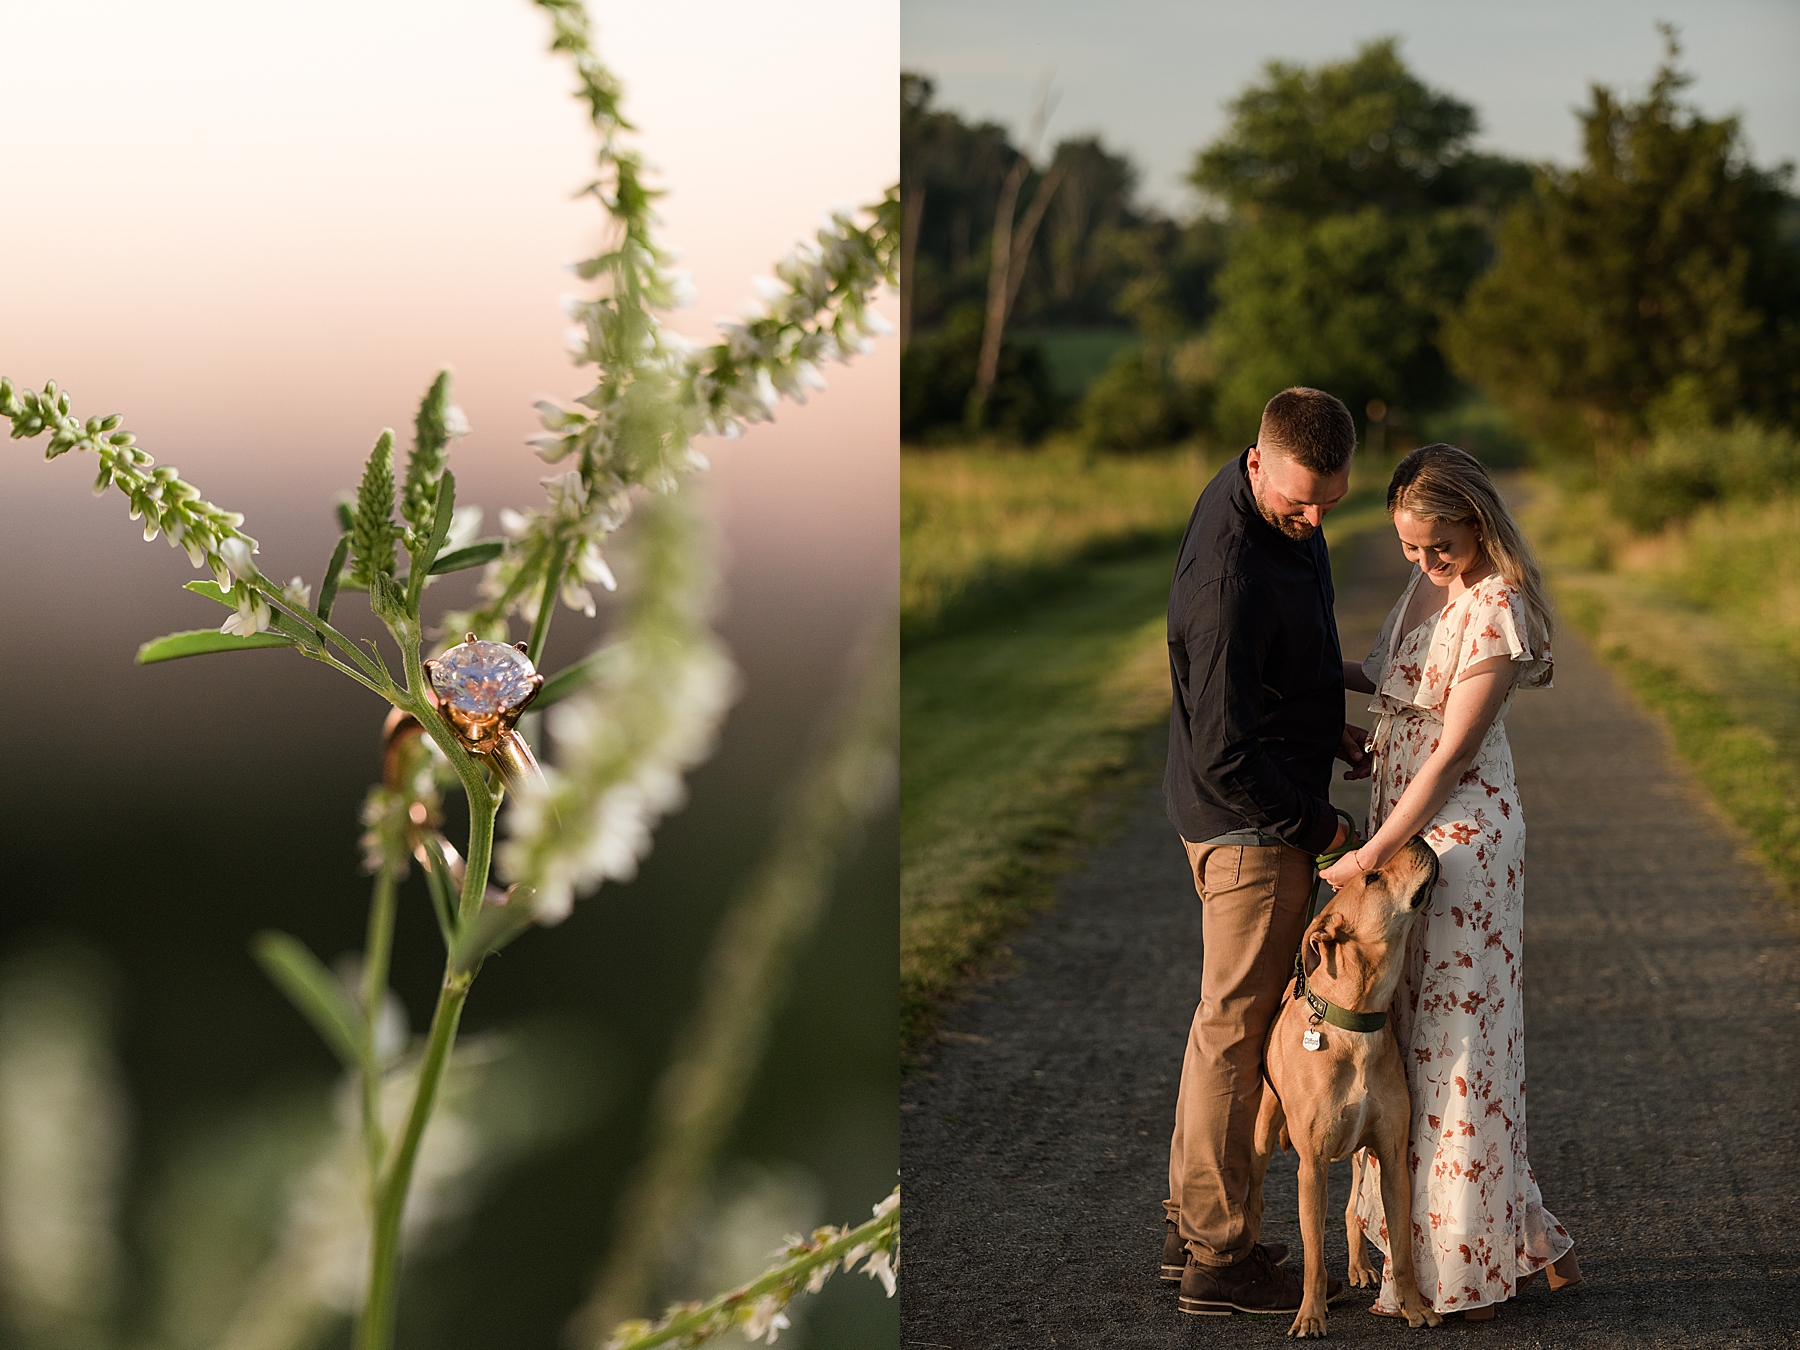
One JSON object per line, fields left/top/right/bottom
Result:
{"left": 1319, "top": 444, "right": 1580, "bottom": 1320}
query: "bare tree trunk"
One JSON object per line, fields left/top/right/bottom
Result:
{"left": 967, "top": 86, "right": 1059, "bottom": 432}
{"left": 900, "top": 183, "right": 926, "bottom": 349}
{"left": 1004, "top": 160, "right": 1065, "bottom": 320}
{"left": 969, "top": 154, "right": 1030, "bottom": 424}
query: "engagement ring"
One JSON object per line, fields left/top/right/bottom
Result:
{"left": 422, "top": 634, "right": 546, "bottom": 793}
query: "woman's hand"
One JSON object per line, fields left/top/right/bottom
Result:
{"left": 1320, "top": 849, "right": 1367, "bottom": 889}
{"left": 1347, "top": 656, "right": 1515, "bottom": 880}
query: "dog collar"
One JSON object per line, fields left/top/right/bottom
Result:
{"left": 1303, "top": 979, "right": 1388, "bottom": 1033}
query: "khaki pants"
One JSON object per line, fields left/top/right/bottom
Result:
{"left": 1165, "top": 838, "right": 1316, "bottom": 1267}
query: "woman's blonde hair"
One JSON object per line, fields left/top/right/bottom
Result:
{"left": 1387, "top": 444, "right": 1555, "bottom": 652}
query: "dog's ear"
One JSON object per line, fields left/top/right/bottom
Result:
{"left": 1304, "top": 913, "right": 1345, "bottom": 980}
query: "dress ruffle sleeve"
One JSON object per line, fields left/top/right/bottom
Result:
{"left": 1388, "top": 576, "right": 1551, "bottom": 716}
{"left": 1453, "top": 576, "right": 1552, "bottom": 692}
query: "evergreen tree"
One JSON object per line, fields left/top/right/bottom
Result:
{"left": 1446, "top": 29, "right": 1800, "bottom": 467}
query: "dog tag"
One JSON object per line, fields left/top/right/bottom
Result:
{"left": 1303, "top": 1028, "right": 1323, "bottom": 1051}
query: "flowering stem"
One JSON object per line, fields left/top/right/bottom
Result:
{"left": 526, "top": 536, "right": 570, "bottom": 666}
{"left": 598, "top": 1200, "right": 900, "bottom": 1350}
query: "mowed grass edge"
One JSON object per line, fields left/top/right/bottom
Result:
{"left": 1527, "top": 481, "right": 1800, "bottom": 903}
{"left": 1544, "top": 580, "right": 1800, "bottom": 903}
{"left": 901, "top": 551, "right": 1175, "bottom": 1062}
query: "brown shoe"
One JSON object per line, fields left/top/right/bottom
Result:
{"left": 1160, "top": 1221, "right": 1287, "bottom": 1281}
{"left": 1178, "top": 1244, "right": 1330, "bottom": 1316}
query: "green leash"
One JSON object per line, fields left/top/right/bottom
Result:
{"left": 1293, "top": 808, "right": 1389, "bottom": 1035}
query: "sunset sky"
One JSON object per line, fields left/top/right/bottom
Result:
{"left": 3, "top": 0, "right": 899, "bottom": 613}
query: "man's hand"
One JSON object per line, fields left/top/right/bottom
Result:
{"left": 1337, "top": 724, "right": 1373, "bottom": 780}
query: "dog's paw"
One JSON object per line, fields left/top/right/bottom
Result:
{"left": 1403, "top": 1302, "right": 1443, "bottom": 1329}
{"left": 1346, "top": 1254, "right": 1378, "bottom": 1287}
{"left": 1287, "top": 1309, "right": 1328, "bottom": 1338}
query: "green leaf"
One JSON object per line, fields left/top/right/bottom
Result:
{"left": 251, "top": 931, "right": 368, "bottom": 1070}
{"left": 137, "top": 629, "right": 296, "bottom": 664}
{"left": 450, "top": 895, "right": 537, "bottom": 973}
{"left": 535, "top": 646, "right": 615, "bottom": 709}
{"left": 183, "top": 579, "right": 234, "bottom": 608}
{"left": 419, "top": 835, "right": 460, "bottom": 948}
{"left": 427, "top": 539, "right": 504, "bottom": 575}
{"left": 317, "top": 535, "right": 350, "bottom": 622}
{"left": 407, "top": 469, "right": 457, "bottom": 607}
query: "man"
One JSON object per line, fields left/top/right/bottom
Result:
{"left": 1161, "top": 386, "right": 1371, "bottom": 1316}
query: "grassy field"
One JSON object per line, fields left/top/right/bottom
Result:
{"left": 901, "top": 441, "right": 1208, "bottom": 647}
{"left": 1525, "top": 482, "right": 1800, "bottom": 900}
{"left": 901, "top": 443, "right": 1394, "bottom": 1060}
{"left": 1007, "top": 327, "right": 1143, "bottom": 400}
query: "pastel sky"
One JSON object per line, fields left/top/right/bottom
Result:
{"left": 903, "top": 0, "right": 1800, "bottom": 212}
{"left": 3, "top": 0, "right": 898, "bottom": 609}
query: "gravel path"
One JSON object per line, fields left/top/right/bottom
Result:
{"left": 900, "top": 527, "right": 1800, "bottom": 1349}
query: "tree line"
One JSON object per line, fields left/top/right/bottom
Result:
{"left": 901, "top": 30, "right": 1800, "bottom": 470}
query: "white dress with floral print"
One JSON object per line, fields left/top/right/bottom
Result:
{"left": 1349, "top": 569, "right": 1573, "bottom": 1315}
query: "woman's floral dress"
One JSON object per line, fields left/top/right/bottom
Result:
{"left": 1349, "top": 569, "right": 1574, "bottom": 1315}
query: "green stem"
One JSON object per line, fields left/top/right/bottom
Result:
{"left": 359, "top": 860, "right": 402, "bottom": 1185}
{"left": 258, "top": 580, "right": 389, "bottom": 682}
{"left": 527, "top": 537, "right": 571, "bottom": 666}
{"left": 354, "top": 639, "right": 497, "bottom": 1349}
{"left": 354, "top": 964, "right": 471, "bottom": 1350}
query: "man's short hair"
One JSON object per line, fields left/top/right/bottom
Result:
{"left": 1257, "top": 388, "right": 1356, "bottom": 475}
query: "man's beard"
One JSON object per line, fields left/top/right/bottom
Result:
{"left": 1252, "top": 482, "right": 1318, "bottom": 541}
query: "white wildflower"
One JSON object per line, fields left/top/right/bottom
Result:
{"left": 574, "top": 539, "right": 617, "bottom": 592}
{"left": 561, "top": 578, "right": 596, "bottom": 618}
{"left": 860, "top": 1246, "right": 896, "bottom": 1297}
{"left": 281, "top": 576, "right": 312, "bottom": 610}
{"left": 743, "top": 1295, "right": 790, "bottom": 1344}
{"left": 541, "top": 470, "right": 588, "bottom": 520}
{"left": 218, "top": 534, "right": 256, "bottom": 581}
{"left": 804, "top": 1257, "right": 838, "bottom": 1294}
{"left": 220, "top": 590, "right": 271, "bottom": 637}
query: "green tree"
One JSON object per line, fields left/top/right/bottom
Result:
{"left": 1445, "top": 30, "right": 1800, "bottom": 466}
{"left": 1191, "top": 39, "right": 1528, "bottom": 443}
{"left": 1211, "top": 208, "right": 1484, "bottom": 440}
{"left": 1194, "top": 38, "right": 1525, "bottom": 221}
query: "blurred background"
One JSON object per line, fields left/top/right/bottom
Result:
{"left": 898, "top": 0, "right": 1799, "bottom": 1060}
{"left": 0, "top": 1, "right": 896, "bottom": 1347}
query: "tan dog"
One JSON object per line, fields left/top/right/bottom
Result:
{"left": 1249, "top": 836, "right": 1445, "bottom": 1338}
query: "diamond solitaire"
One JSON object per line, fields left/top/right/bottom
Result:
{"left": 422, "top": 636, "right": 545, "bottom": 786}
{"left": 429, "top": 639, "right": 538, "bottom": 719}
